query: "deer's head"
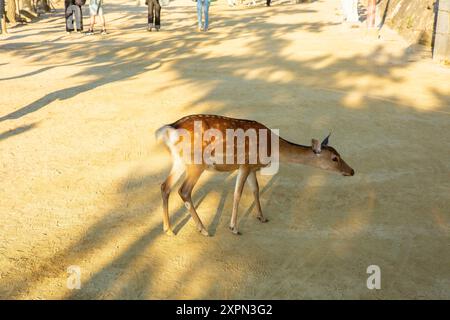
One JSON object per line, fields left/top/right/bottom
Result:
{"left": 310, "top": 134, "right": 355, "bottom": 176}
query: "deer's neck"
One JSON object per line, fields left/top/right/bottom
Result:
{"left": 279, "top": 138, "right": 312, "bottom": 164}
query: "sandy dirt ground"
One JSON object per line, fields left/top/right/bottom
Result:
{"left": 0, "top": 0, "right": 449, "bottom": 299}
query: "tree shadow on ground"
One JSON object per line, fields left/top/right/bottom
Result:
{"left": 0, "top": 122, "right": 37, "bottom": 141}
{"left": 1, "top": 0, "right": 449, "bottom": 299}
{"left": 0, "top": 4, "right": 326, "bottom": 122}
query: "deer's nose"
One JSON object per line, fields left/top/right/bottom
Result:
{"left": 343, "top": 169, "right": 355, "bottom": 176}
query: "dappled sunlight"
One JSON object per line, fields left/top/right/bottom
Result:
{"left": 2, "top": 2, "right": 448, "bottom": 118}
{"left": 331, "top": 189, "right": 375, "bottom": 239}
{"left": 342, "top": 90, "right": 366, "bottom": 108}
{"left": 1, "top": 0, "right": 449, "bottom": 299}
{"left": 0, "top": 166, "right": 167, "bottom": 298}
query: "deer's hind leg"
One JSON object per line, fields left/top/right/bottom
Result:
{"left": 178, "top": 165, "right": 209, "bottom": 236}
{"left": 161, "top": 161, "right": 185, "bottom": 235}
{"left": 247, "top": 170, "right": 268, "bottom": 223}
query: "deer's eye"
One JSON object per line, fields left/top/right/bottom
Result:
{"left": 332, "top": 156, "right": 338, "bottom": 162}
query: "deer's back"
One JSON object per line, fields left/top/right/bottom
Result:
{"left": 170, "top": 114, "right": 268, "bottom": 133}
{"left": 168, "top": 114, "right": 272, "bottom": 171}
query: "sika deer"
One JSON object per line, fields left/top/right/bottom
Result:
{"left": 155, "top": 114, "right": 354, "bottom": 236}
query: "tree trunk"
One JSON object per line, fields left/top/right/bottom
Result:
{"left": 6, "top": 0, "right": 16, "bottom": 24}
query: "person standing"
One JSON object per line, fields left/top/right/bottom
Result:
{"left": 197, "top": 0, "right": 210, "bottom": 32}
{"left": 341, "top": 0, "right": 359, "bottom": 24}
{"left": 65, "top": 0, "right": 84, "bottom": 33}
{"left": 147, "top": 0, "right": 161, "bottom": 31}
{"left": 85, "top": 0, "right": 107, "bottom": 35}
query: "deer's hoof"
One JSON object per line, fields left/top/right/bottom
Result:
{"left": 199, "top": 228, "right": 210, "bottom": 237}
{"left": 164, "top": 228, "right": 175, "bottom": 236}
{"left": 257, "top": 216, "right": 269, "bottom": 223}
{"left": 229, "top": 226, "right": 241, "bottom": 235}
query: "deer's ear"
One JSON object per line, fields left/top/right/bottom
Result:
{"left": 321, "top": 132, "right": 331, "bottom": 147}
{"left": 312, "top": 139, "right": 321, "bottom": 154}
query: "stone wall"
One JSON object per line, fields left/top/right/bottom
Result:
{"left": 374, "top": 0, "right": 437, "bottom": 46}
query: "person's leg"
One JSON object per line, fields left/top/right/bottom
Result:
{"left": 99, "top": 14, "right": 106, "bottom": 33}
{"left": 78, "top": 5, "right": 83, "bottom": 31}
{"left": 203, "top": 0, "right": 209, "bottom": 30}
{"left": 347, "top": 0, "right": 359, "bottom": 23}
{"left": 196, "top": 0, "right": 202, "bottom": 30}
{"left": 70, "top": 6, "right": 77, "bottom": 31}
{"left": 0, "top": 0, "right": 6, "bottom": 34}
{"left": 154, "top": 0, "right": 161, "bottom": 30}
{"left": 65, "top": 5, "right": 74, "bottom": 32}
{"left": 73, "top": 5, "right": 82, "bottom": 31}
{"left": 88, "top": 1, "right": 97, "bottom": 32}
{"left": 148, "top": 0, "right": 154, "bottom": 30}
{"left": 345, "top": 0, "right": 353, "bottom": 22}
{"left": 89, "top": 15, "right": 96, "bottom": 32}
{"left": 1, "top": 14, "right": 6, "bottom": 34}
{"left": 95, "top": 6, "right": 106, "bottom": 32}
{"left": 266, "top": 0, "right": 271, "bottom": 7}
{"left": 341, "top": 0, "right": 348, "bottom": 21}
{"left": 64, "top": 0, "right": 72, "bottom": 32}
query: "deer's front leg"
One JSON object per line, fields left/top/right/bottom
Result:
{"left": 247, "top": 170, "right": 268, "bottom": 223}
{"left": 229, "top": 166, "right": 250, "bottom": 235}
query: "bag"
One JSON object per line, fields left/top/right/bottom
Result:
{"left": 74, "top": 0, "right": 86, "bottom": 6}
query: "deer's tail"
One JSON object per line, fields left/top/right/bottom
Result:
{"left": 155, "top": 125, "right": 180, "bottom": 146}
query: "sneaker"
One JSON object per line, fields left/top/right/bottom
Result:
{"left": 84, "top": 29, "right": 94, "bottom": 35}
{"left": 155, "top": 25, "right": 160, "bottom": 32}
{"left": 147, "top": 23, "right": 153, "bottom": 32}
{"left": 101, "top": 29, "right": 107, "bottom": 35}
